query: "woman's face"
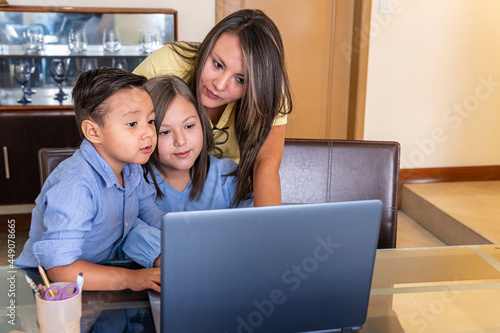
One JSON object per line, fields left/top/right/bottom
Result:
{"left": 200, "top": 32, "right": 245, "bottom": 112}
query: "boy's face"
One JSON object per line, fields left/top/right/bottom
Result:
{"left": 93, "top": 87, "right": 156, "bottom": 175}
{"left": 157, "top": 96, "right": 203, "bottom": 178}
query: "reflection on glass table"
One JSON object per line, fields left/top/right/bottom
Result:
{"left": 2, "top": 245, "right": 500, "bottom": 332}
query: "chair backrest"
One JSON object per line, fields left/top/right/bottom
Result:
{"left": 38, "top": 140, "right": 400, "bottom": 248}
{"left": 38, "top": 147, "right": 77, "bottom": 187}
{"left": 279, "top": 139, "right": 400, "bottom": 249}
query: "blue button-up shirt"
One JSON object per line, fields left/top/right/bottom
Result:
{"left": 15, "top": 139, "right": 164, "bottom": 269}
{"left": 122, "top": 156, "right": 253, "bottom": 267}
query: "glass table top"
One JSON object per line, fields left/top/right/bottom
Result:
{"left": 2, "top": 244, "right": 500, "bottom": 332}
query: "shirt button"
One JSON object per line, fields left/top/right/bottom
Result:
{"left": 125, "top": 222, "right": 129, "bottom": 227}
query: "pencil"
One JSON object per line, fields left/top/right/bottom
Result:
{"left": 38, "top": 284, "right": 46, "bottom": 300}
{"left": 38, "top": 283, "right": 45, "bottom": 301}
{"left": 25, "top": 275, "right": 42, "bottom": 299}
{"left": 38, "top": 265, "right": 56, "bottom": 297}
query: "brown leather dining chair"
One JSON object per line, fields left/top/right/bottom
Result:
{"left": 279, "top": 139, "right": 400, "bottom": 249}
{"left": 38, "top": 147, "right": 78, "bottom": 187}
{"left": 38, "top": 139, "right": 401, "bottom": 249}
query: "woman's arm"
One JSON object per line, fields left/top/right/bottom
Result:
{"left": 253, "top": 124, "right": 286, "bottom": 206}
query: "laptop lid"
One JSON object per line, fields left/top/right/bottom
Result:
{"left": 159, "top": 200, "right": 382, "bottom": 333}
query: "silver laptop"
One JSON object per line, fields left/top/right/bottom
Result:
{"left": 150, "top": 200, "right": 382, "bottom": 333}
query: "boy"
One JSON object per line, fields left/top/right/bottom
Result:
{"left": 15, "top": 67, "right": 163, "bottom": 292}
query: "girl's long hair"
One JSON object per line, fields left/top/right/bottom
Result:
{"left": 144, "top": 75, "right": 214, "bottom": 201}
{"left": 170, "top": 9, "right": 293, "bottom": 206}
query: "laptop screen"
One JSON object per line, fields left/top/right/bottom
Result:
{"left": 159, "top": 200, "right": 382, "bottom": 333}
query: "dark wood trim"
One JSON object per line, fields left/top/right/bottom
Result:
{"left": 0, "top": 108, "right": 74, "bottom": 114}
{"left": 1, "top": 6, "right": 176, "bottom": 15}
{"left": 1, "top": 213, "right": 31, "bottom": 232}
{"left": 398, "top": 165, "right": 500, "bottom": 207}
{"left": 1, "top": 6, "right": 178, "bottom": 42}
{"left": 347, "top": 0, "right": 372, "bottom": 140}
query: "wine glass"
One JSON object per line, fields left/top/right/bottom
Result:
{"left": 103, "top": 29, "right": 121, "bottom": 53}
{"left": 22, "top": 27, "right": 39, "bottom": 54}
{"left": 51, "top": 58, "right": 70, "bottom": 101}
{"left": 68, "top": 29, "right": 88, "bottom": 53}
{"left": 138, "top": 30, "right": 159, "bottom": 54}
{"left": 25, "top": 58, "right": 37, "bottom": 95}
{"left": 14, "top": 61, "right": 32, "bottom": 104}
{"left": 112, "top": 57, "right": 128, "bottom": 70}
{"left": 81, "top": 58, "right": 98, "bottom": 72}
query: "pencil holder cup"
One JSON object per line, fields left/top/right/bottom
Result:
{"left": 36, "top": 282, "right": 82, "bottom": 333}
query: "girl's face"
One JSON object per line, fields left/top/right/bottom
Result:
{"left": 157, "top": 96, "right": 204, "bottom": 178}
{"left": 200, "top": 32, "right": 245, "bottom": 113}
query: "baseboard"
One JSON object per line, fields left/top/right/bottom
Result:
{"left": 398, "top": 165, "right": 500, "bottom": 207}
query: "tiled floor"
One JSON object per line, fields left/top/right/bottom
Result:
{"left": 1, "top": 181, "right": 497, "bottom": 265}
{"left": 401, "top": 180, "right": 500, "bottom": 246}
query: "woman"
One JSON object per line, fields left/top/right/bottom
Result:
{"left": 134, "top": 9, "right": 292, "bottom": 207}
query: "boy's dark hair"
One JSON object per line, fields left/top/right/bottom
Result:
{"left": 72, "top": 67, "right": 148, "bottom": 139}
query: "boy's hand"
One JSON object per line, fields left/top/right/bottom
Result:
{"left": 126, "top": 268, "right": 161, "bottom": 293}
{"left": 153, "top": 255, "right": 161, "bottom": 268}
{"left": 48, "top": 260, "right": 161, "bottom": 292}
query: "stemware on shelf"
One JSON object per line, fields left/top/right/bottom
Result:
{"left": 103, "top": 29, "right": 121, "bottom": 53}
{"left": 138, "top": 30, "right": 159, "bottom": 54}
{"left": 50, "top": 58, "right": 70, "bottom": 101}
{"left": 111, "top": 57, "right": 128, "bottom": 70}
{"left": 81, "top": 58, "right": 98, "bottom": 72}
{"left": 22, "top": 26, "right": 43, "bottom": 54}
{"left": 25, "top": 58, "right": 37, "bottom": 95}
{"left": 68, "top": 29, "right": 88, "bottom": 53}
{"left": 14, "top": 61, "right": 32, "bottom": 104}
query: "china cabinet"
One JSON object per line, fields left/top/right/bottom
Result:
{"left": 0, "top": 6, "right": 177, "bottom": 205}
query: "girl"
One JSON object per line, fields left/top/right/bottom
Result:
{"left": 122, "top": 75, "right": 252, "bottom": 268}
{"left": 134, "top": 9, "right": 293, "bottom": 207}
{"left": 143, "top": 74, "right": 253, "bottom": 210}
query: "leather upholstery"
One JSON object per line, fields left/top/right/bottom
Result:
{"left": 38, "top": 139, "right": 400, "bottom": 249}
{"left": 280, "top": 139, "right": 400, "bottom": 249}
{"left": 38, "top": 148, "right": 77, "bottom": 187}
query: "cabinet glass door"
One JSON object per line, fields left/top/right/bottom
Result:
{"left": 0, "top": 7, "right": 177, "bottom": 107}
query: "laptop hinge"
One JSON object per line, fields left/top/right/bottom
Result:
{"left": 341, "top": 328, "right": 353, "bottom": 333}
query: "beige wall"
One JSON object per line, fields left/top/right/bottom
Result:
{"left": 364, "top": 0, "right": 500, "bottom": 169}
{"left": 11, "top": 0, "right": 500, "bottom": 169}
{"left": 8, "top": 0, "right": 215, "bottom": 42}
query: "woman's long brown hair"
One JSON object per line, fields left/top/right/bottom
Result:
{"left": 170, "top": 9, "right": 292, "bottom": 206}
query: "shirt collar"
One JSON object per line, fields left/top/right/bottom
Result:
{"left": 79, "top": 139, "right": 143, "bottom": 190}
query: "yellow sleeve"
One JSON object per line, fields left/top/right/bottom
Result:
{"left": 133, "top": 43, "right": 194, "bottom": 79}
{"left": 133, "top": 54, "right": 159, "bottom": 78}
{"left": 272, "top": 112, "right": 288, "bottom": 126}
